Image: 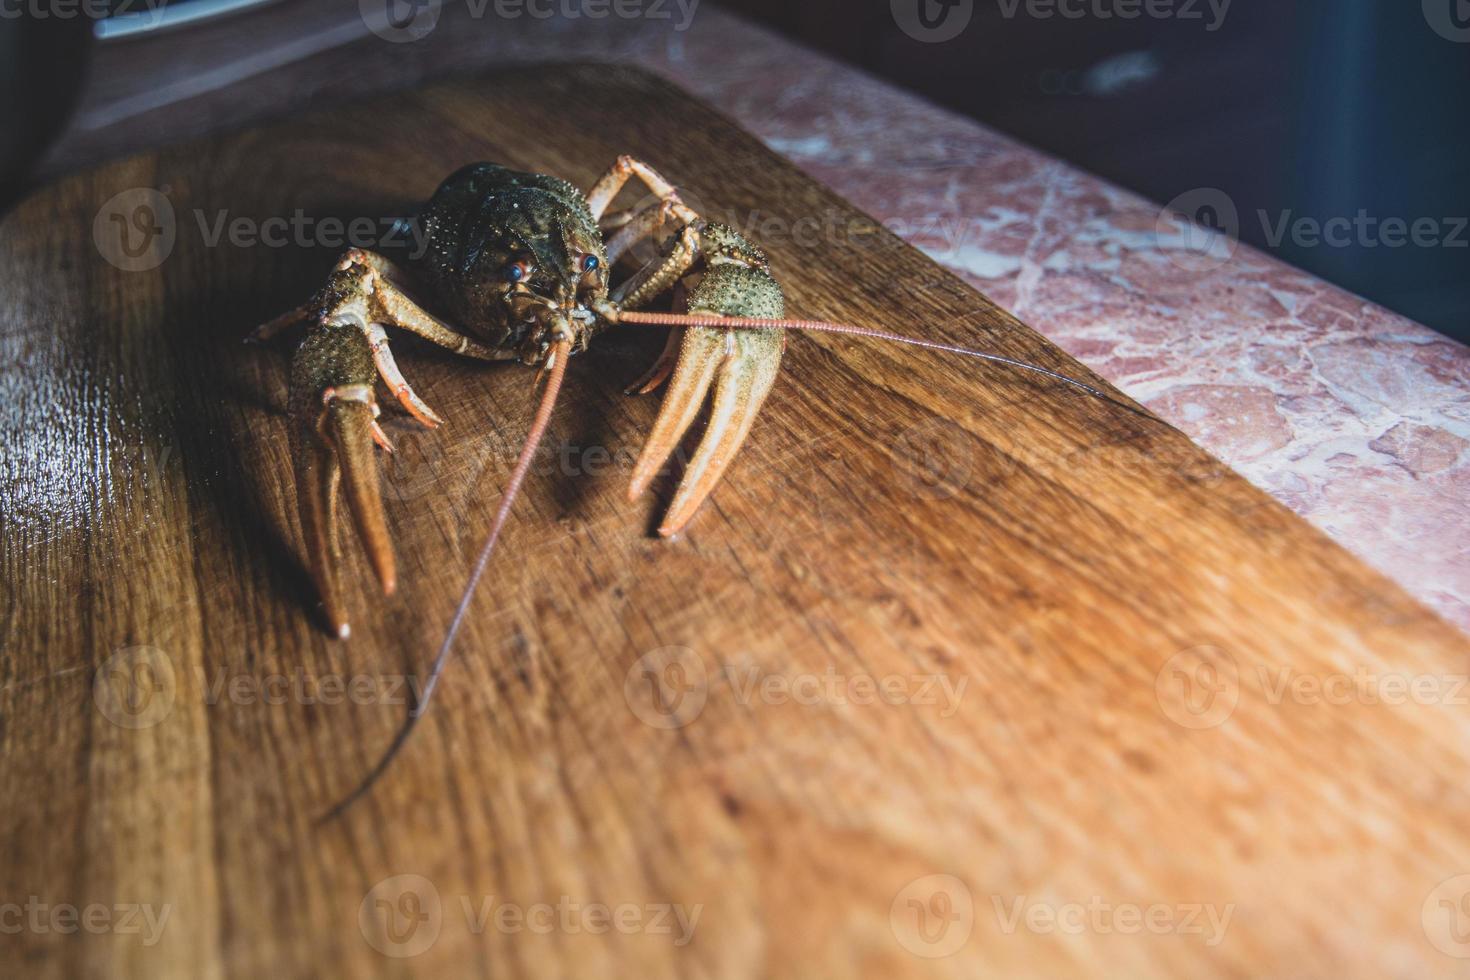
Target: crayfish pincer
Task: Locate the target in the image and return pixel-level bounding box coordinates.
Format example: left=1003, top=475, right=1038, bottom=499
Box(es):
left=252, top=157, right=1135, bottom=816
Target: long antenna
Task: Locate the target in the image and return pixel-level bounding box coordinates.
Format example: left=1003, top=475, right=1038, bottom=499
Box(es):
left=614, top=311, right=1150, bottom=418
left=317, top=339, right=573, bottom=824
left=318, top=307, right=1149, bottom=821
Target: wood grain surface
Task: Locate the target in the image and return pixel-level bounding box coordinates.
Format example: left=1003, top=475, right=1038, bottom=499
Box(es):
left=3, top=65, right=1469, bottom=979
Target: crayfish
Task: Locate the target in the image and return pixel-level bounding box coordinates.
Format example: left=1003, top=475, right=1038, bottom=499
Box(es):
left=252, top=157, right=1126, bottom=815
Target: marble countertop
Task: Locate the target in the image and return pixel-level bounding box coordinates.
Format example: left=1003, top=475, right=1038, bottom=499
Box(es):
left=635, top=9, right=1470, bottom=633
left=52, top=1, right=1469, bottom=631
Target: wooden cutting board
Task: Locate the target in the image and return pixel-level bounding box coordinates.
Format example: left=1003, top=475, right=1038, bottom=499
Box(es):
left=2, top=65, right=1468, bottom=979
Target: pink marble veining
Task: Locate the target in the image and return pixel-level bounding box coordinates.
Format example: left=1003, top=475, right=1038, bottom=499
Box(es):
left=537, top=7, right=1469, bottom=633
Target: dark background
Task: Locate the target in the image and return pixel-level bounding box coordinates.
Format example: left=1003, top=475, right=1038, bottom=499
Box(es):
left=724, top=0, right=1470, bottom=343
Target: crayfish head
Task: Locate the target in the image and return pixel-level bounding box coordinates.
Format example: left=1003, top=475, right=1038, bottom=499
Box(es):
left=514, top=300, right=601, bottom=366
left=494, top=229, right=611, bottom=365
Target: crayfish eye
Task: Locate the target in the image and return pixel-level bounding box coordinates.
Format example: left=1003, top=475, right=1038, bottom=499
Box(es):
left=581, top=254, right=600, bottom=274
left=503, top=259, right=533, bottom=284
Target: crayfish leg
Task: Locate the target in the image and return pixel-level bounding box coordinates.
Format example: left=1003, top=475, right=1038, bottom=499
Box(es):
left=261, top=248, right=521, bottom=636
left=585, top=155, right=698, bottom=226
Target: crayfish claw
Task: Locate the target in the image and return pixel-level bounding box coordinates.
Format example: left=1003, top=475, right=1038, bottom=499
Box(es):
left=628, top=265, right=786, bottom=536
left=289, top=322, right=397, bottom=636
left=627, top=327, right=725, bottom=503
left=249, top=302, right=314, bottom=344
left=662, top=327, right=784, bottom=536
left=624, top=325, right=684, bottom=396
